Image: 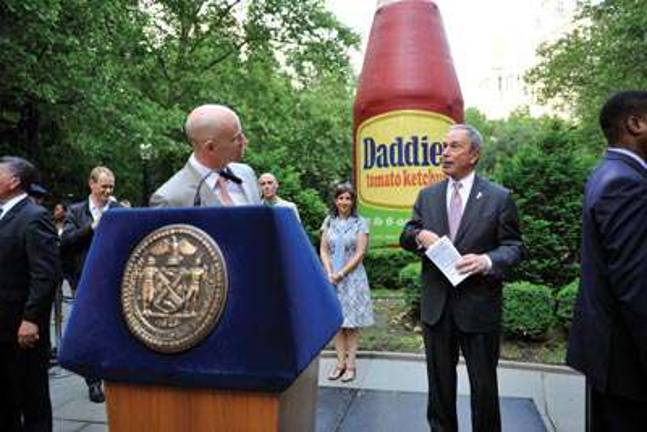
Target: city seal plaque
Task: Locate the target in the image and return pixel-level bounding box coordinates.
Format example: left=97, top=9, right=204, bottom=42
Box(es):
left=121, top=224, right=228, bottom=353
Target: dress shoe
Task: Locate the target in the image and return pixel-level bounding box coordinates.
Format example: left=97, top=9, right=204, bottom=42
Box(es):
left=88, top=383, right=105, bottom=403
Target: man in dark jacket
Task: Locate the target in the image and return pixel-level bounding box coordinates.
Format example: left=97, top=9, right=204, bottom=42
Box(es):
left=567, top=91, right=647, bottom=431
left=61, top=166, right=120, bottom=403
left=0, top=156, right=60, bottom=432
left=400, top=125, right=524, bottom=432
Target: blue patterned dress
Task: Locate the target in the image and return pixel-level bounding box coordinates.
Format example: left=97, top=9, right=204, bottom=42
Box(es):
left=321, top=215, right=374, bottom=328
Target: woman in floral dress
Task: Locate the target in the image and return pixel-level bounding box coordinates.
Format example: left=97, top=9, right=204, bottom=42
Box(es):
left=320, top=182, right=374, bottom=382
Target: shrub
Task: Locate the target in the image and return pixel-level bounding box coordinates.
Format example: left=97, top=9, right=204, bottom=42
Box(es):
left=398, top=262, right=422, bottom=314
left=556, top=278, right=579, bottom=330
left=364, top=248, right=415, bottom=290
left=503, top=281, right=555, bottom=340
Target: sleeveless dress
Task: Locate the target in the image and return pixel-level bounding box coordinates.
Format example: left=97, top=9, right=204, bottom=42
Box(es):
left=321, top=215, right=374, bottom=328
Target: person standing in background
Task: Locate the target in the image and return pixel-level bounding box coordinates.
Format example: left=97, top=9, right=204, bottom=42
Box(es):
left=320, top=182, right=374, bottom=383
left=61, top=166, right=121, bottom=403
left=259, top=172, right=300, bottom=221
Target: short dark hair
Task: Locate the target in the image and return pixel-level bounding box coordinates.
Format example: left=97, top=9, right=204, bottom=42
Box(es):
left=599, top=91, right=647, bottom=144
left=329, top=181, right=357, bottom=217
left=0, top=156, right=38, bottom=192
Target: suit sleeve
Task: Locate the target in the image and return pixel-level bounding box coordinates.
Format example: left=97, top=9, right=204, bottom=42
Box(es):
left=399, top=191, right=425, bottom=256
left=22, top=210, right=61, bottom=323
left=487, top=192, right=525, bottom=278
left=595, top=176, right=647, bottom=370
left=60, top=205, right=93, bottom=252
left=149, top=192, right=170, bottom=208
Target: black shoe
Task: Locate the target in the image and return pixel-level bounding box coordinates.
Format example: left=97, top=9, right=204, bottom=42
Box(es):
left=88, top=383, right=105, bottom=403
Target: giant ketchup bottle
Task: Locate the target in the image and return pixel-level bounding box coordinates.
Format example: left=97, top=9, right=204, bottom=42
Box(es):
left=353, top=0, right=463, bottom=247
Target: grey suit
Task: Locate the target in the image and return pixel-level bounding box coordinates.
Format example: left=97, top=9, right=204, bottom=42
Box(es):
left=400, top=175, right=524, bottom=432
left=149, top=160, right=261, bottom=208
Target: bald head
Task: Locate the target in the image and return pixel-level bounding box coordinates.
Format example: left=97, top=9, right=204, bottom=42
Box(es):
left=185, top=104, right=247, bottom=169
left=259, top=172, right=279, bottom=201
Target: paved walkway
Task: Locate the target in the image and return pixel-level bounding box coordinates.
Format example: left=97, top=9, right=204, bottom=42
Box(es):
left=49, top=352, right=584, bottom=432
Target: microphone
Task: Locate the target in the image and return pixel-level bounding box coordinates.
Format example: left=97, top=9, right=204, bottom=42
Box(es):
left=193, top=171, right=214, bottom=207
left=219, top=166, right=242, bottom=184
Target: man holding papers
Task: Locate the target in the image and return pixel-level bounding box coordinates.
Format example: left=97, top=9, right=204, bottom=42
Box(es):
left=400, top=124, right=524, bottom=432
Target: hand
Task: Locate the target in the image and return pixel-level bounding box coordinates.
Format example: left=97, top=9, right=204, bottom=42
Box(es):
left=455, top=254, right=489, bottom=275
left=330, top=272, right=344, bottom=285
left=416, top=230, right=439, bottom=249
left=17, top=320, right=39, bottom=349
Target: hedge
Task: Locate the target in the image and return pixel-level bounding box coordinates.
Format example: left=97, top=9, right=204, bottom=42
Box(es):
left=365, top=248, right=416, bottom=290
left=398, top=262, right=422, bottom=312
left=502, top=281, right=555, bottom=340
left=556, top=278, right=579, bottom=330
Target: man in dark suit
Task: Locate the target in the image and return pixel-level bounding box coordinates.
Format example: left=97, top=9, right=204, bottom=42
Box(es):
left=567, top=91, right=647, bottom=431
left=0, top=156, right=60, bottom=432
left=61, top=165, right=121, bottom=403
left=400, top=124, right=524, bottom=432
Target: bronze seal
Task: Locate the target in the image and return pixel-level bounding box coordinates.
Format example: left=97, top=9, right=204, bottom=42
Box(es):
left=121, top=224, right=228, bottom=353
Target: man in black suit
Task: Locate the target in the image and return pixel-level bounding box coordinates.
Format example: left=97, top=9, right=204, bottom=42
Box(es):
left=400, top=124, right=524, bottom=432
left=0, top=156, right=60, bottom=432
left=567, top=91, right=647, bottom=431
left=61, top=165, right=120, bottom=403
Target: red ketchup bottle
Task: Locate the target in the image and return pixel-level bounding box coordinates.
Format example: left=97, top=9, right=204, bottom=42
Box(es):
left=353, top=0, right=463, bottom=247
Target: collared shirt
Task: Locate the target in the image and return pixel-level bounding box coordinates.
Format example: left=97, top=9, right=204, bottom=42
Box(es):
left=444, top=170, right=492, bottom=271
left=189, top=154, right=248, bottom=206
left=88, top=196, right=110, bottom=222
left=446, top=170, right=475, bottom=216
left=0, top=193, right=28, bottom=220
left=608, top=148, right=647, bottom=171
left=262, top=196, right=301, bottom=221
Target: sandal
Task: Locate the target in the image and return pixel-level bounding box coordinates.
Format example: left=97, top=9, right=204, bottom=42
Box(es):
left=328, top=365, right=345, bottom=381
left=340, top=367, right=356, bottom=383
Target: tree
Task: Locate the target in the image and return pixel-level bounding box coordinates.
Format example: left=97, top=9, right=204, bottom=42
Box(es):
left=526, top=0, right=647, bottom=146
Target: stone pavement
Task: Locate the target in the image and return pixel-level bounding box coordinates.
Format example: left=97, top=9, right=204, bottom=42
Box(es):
left=49, top=352, right=584, bottom=432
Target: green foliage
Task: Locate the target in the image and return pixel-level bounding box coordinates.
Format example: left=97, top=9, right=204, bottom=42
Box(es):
left=364, top=248, right=416, bottom=291
left=556, top=278, right=580, bottom=330
left=0, top=0, right=358, bottom=206
left=526, top=0, right=647, bottom=143
left=503, top=281, right=555, bottom=340
left=398, top=262, right=422, bottom=314
left=492, top=117, right=594, bottom=288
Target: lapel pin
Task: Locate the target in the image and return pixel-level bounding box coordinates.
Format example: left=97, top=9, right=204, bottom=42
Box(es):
left=476, top=191, right=483, bottom=200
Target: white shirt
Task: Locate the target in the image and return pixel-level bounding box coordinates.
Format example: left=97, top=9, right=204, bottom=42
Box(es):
left=189, top=154, right=248, bottom=206
left=608, top=148, right=647, bottom=171
left=446, top=170, right=475, bottom=216
left=444, top=171, right=492, bottom=271
left=0, top=193, right=28, bottom=220
left=88, top=196, right=110, bottom=222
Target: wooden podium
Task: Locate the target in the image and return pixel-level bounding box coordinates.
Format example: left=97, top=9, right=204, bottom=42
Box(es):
left=105, top=359, right=319, bottom=432
left=58, top=207, right=342, bottom=432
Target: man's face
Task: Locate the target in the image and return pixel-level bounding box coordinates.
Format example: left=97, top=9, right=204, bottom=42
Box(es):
left=442, top=129, right=479, bottom=180
left=53, top=204, right=66, bottom=221
left=89, top=173, right=115, bottom=205
left=259, top=175, right=278, bottom=200
left=0, top=164, right=20, bottom=201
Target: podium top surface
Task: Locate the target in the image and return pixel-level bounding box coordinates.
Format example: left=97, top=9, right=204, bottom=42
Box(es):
left=59, top=207, right=342, bottom=392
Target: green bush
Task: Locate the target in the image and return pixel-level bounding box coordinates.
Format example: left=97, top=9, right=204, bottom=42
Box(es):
left=398, top=262, right=422, bottom=313
left=364, top=248, right=415, bottom=290
left=503, top=281, right=555, bottom=340
left=556, top=278, right=579, bottom=330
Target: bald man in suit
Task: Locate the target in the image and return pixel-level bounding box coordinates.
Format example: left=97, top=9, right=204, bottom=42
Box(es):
left=150, top=104, right=261, bottom=207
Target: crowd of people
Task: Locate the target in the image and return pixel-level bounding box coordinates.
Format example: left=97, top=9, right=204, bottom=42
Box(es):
left=1, top=92, right=645, bottom=432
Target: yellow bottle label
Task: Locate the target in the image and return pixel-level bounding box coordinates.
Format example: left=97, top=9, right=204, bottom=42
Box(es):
left=355, top=110, right=454, bottom=246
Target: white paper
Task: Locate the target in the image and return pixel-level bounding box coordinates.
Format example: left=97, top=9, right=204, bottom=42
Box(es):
left=425, top=236, right=469, bottom=287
